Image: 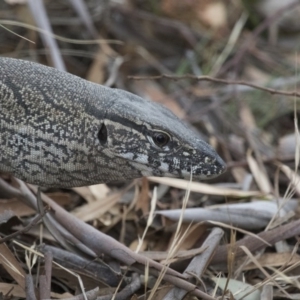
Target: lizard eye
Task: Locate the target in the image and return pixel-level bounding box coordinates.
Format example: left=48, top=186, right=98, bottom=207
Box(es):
left=152, top=131, right=170, bottom=148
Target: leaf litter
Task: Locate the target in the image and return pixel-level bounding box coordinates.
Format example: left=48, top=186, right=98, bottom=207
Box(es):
left=1, top=0, right=300, bottom=299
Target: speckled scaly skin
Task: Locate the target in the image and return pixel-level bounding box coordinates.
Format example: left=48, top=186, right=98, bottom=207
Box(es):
left=0, top=57, right=226, bottom=187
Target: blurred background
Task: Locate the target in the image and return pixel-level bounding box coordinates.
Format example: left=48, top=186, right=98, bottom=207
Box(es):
left=1, top=0, right=300, bottom=299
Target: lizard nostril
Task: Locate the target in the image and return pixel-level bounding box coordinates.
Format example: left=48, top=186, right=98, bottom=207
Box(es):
left=98, top=123, right=108, bottom=145
left=204, top=156, right=213, bottom=164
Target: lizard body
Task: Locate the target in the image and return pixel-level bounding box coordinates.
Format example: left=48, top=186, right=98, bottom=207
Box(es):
left=0, top=57, right=225, bottom=187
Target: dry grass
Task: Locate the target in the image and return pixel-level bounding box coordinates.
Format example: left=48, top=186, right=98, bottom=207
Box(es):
left=1, top=0, right=300, bottom=299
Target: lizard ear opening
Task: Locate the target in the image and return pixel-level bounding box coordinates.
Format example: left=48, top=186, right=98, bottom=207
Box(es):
left=98, top=123, right=107, bottom=145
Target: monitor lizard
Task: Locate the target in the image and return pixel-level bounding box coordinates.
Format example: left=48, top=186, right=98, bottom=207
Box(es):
left=0, top=57, right=226, bottom=188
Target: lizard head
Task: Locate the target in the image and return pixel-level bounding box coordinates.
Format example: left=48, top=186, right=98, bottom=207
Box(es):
left=100, top=89, right=226, bottom=181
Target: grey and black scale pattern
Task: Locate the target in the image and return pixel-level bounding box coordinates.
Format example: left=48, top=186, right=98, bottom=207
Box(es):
left=0, top=57, right=226, bottom=188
